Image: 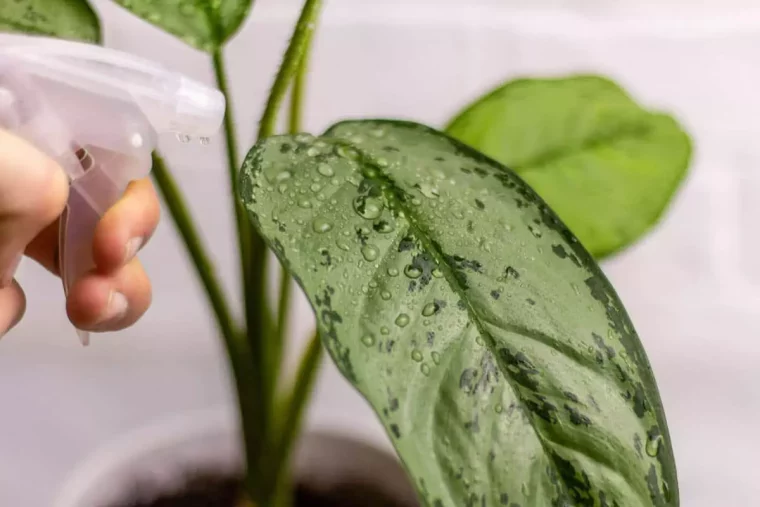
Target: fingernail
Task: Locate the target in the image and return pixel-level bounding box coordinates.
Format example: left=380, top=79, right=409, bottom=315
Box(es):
left=0, top=254, right=22, bottom=288
left=98, top=291, right=128, bottom=325
left=124, top=237, right=144, bottom=264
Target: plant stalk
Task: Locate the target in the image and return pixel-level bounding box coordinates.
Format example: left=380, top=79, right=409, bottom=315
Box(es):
left=212, top=50, right=271, bottom=499
left=271, top=35, right=313, bottom=390
left=150, top=155, right=264, bottom=496
left=257, top=0, right=322, bottom=140
left=267, top=332, right=323, bottom=505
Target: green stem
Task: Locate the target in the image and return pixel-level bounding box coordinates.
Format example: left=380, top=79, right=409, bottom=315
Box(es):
left=151, top=155, right=263, bottom=496
left=212, top=49, right=250, bottom=284
left=267, top=333, right=323, bottom=504
left=288, top=43, right=308, bottom=134
left=151, top=154, right=237, bottom=348
left=271, top=38, right=313, bottom=390
left=212, top=51, right=270, bottom=499
left=257, top=0, right=322, bottom=140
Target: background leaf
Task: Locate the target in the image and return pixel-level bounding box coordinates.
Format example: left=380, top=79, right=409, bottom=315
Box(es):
left=445, top=75, right=692, bottom=259
left=0, top=0, right=100, bottom=42
left=239, top=121, right=678, bottom=506
left=111, top=0, right=253, bottom=51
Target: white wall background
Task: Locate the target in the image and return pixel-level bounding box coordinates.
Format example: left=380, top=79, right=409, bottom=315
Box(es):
left=1, top=0, right=759, bottom=505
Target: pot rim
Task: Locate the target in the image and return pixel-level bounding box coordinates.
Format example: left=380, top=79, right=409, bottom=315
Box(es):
left=53, top=405, right=410, bottom=507
left=53, top=407, right=235, bottom=507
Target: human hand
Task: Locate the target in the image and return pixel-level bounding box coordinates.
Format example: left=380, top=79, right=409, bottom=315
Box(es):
left=0, top=129, right=159, bottom=337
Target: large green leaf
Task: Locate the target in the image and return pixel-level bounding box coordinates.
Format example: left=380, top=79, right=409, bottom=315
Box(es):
left=239, top=120, right=678, bottom=506
left=0, top=0, right=100, bottom=42
left=111, top=0, right=253, bottom=51
left=445, top=76, right=692, bottom=259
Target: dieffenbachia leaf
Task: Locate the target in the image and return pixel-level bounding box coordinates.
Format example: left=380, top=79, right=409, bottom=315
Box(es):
left=0, top=0, right=100, bottom=42
left=445, top=76, right=692, bottom=259
left=111, top=0, right=253, bottom=51
left=239, top=120, right=678, bottom=506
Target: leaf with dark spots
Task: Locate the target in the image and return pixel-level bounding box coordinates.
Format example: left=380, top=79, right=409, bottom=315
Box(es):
left=525, top=395, right=559, bottom=424
left=475, top=198, right=486, bottom=210
left=500, top=493, right=509, bottom=505
left=464, top=415, right=480, bottom=433
left=593, top=332, right=616, bottom=360
left=398, top=235, right=416, bottom=252
left=388, top=391, right=399, bottom=412
left=490, top=289, right=501, bottom=300
left=110, top=0, right=254, bottom=51
left=501, top=266, right=520, bottom=281
left=565, top=404, right=592, bottom=426
left=459, top=368, right=479, bottom=394
left=634, top=434, right=644, bottom=459
left=633, top=383, right=650, bottom=418
left=0, top=0, right=100, bottom=42
left=319, top=249, right=332, bottom=267
left=239, top=120, right=677, bottom=506
left=646, top=465, right=666, bottom=505
left=406, top=252, right=436, bottom=292
left=499, top=349, right=540, bottom=391
left=550, top=451, right=594, bottom=506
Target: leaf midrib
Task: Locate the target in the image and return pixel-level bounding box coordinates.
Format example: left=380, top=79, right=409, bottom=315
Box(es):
left=512, top=123, right=653, bottom=173
left=354, top=150, right=574, bottom=502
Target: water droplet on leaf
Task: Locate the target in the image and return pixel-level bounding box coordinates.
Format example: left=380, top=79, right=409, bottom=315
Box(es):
left=353, top=196, right=384, bottom=220
left=422, top=302, right=438, bottom=316
left=387, top=267, right=399, bottom=277
left=275, top=170, right=292, bottom=182
left=312, top=218, right=332, bottom=233
left=335, top=145, right=359, bottom=160
left=411, top=350, right=423, bottom=362
left=361, top=334, right=376, bottom=347
left=361, top=244, right=379, bottom=261
left=418, top=183, right=440, bottom=199
left=395, top=313, right=410, bottom=327
left=421, top=363, right=430, bottom=376
left=381, top=291, right=392, bottom=300
left=318, top=164, right=334, bottom=177
left=404, top=265, right=422, bottom=279
left=646, top=434, right=663, bottom=457
left=431, top=351, right=441, bottom=364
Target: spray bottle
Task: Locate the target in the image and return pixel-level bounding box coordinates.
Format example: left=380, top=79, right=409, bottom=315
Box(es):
left=0, top=36, right=226, bottom=345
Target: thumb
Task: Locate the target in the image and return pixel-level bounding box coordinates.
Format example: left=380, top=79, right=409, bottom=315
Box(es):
left=0, top=129, right=69, bottom=286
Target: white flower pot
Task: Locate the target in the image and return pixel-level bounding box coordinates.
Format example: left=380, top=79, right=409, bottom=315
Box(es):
left=53, top=407, right=418, bottom=507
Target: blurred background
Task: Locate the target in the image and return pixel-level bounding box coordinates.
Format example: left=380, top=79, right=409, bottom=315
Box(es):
left=2, top=0, right=760, bottom=505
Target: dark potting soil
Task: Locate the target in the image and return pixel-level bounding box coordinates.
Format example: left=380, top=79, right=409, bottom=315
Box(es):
left=109, top=472, right=410, bottom=507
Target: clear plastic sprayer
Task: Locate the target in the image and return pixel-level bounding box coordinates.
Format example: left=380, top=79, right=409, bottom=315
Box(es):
left=0, top=36, right=226, bottom=345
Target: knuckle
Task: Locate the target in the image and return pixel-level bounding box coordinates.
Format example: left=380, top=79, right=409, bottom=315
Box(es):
left=27, top=160, right=69, bottom=224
